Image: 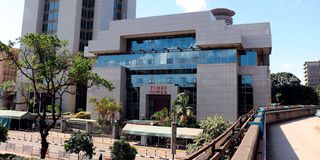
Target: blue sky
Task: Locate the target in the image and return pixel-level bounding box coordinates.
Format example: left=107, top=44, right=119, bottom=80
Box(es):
left=1, top=0, right=319, bottom=83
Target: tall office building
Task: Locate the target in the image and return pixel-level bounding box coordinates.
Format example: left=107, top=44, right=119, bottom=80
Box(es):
left=19, top=0, right=136, bottom=112
left=85, top=8, right=272, bottom=121
left=0, top=50, right=18, bottom=109
left=304, top=61, right=320, bottom=88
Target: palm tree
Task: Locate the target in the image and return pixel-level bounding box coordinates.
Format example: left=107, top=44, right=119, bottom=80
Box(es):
left=172, top=92, right=194, bottom=126
left=89, top=97, right=122, bottom=124
left=151, top=107, right=171, bottom=126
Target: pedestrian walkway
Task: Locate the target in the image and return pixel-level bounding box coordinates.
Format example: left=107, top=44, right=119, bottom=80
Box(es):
left=267, top=116, right=320, bottom=160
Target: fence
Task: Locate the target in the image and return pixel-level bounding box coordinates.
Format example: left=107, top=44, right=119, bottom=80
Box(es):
left=5, top=130, right=180, bottom=160
left=184, top=109, right=257, bottom=160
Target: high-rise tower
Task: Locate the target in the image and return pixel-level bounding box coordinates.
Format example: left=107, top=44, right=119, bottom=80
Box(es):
left=19, top=0, right=136, bottom=112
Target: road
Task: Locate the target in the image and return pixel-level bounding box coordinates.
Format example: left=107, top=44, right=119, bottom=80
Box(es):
left=267, top=116, right=320, bottom=160
left=1, top=130, right=186, bottom=160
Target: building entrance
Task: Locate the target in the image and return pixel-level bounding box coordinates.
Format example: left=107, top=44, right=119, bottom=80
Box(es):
left=147, top=95, right=171, bottom=119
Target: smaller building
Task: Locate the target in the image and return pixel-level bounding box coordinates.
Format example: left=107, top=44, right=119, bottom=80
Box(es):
left=0, top=50, right=18, bottom=109
left=304, top=61, right=320, bottom=88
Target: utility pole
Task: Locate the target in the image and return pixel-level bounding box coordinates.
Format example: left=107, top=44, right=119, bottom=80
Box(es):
left=171, top=120, right=177, bottom=160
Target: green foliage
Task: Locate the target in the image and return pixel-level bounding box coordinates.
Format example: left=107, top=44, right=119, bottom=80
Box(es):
left=110, top=139, right=137, bottom=160
left=316, top=85, right=320, bottom=101
left=89, top=97, right=122, bottom=123
left=187, top=116, right=230, bottom=154
left=75, top=111, right=91, bottom=119
left=271, top=72, right=301, bottom=88
left=1, top=33, right=114, bottom=159
left=97, top=118, right=111, bottom=126
left=0, top=125, right=8, bottom=143
left=151, top=108, right=171, bottom=126
left=172, top=92, right=194, bottom=126
left=271, top=72, right=319, bottom=105
left=46, top=105, right=60, bottom=113
left=63, top=112, right=72, bottom=115
left=64, top=131, right=95, bottom=159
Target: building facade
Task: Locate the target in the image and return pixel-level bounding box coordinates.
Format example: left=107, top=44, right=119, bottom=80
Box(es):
left=19, top=0, right=136, bottom=112
left=85, top=8, right=272, bottom=121
left=304, top=61, right=320, bottom=88
left=0, top=51, right=18, bottom=109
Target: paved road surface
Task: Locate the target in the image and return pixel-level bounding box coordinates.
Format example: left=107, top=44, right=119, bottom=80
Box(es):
left=267, top=116, right=320, bottom=160
left=2, top=130, right=186, bottom=159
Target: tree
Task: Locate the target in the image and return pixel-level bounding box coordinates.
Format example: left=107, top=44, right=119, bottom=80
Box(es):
left=151, top=107, right=171, bottom=126
left=187, top=116, right=230, bottom=154
left=64, top=131, right=95, bottom=160
left=0, top=33, right=113, bottom=158
left=271, top=72, right=319, bottom=105
left=172, top=92, right=194, bottom=126
left=271, top=72, right=301, bottom=88
left=89, top=97, right=122, bottom=124
left=316, top=85, right=320, bottom=101
left=0, top=125, right=8, bottom=143
left=110, top=139, right=137, bottom=160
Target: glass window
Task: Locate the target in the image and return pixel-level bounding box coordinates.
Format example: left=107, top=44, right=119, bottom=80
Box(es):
left=126, top=34, right=196, bottom=53
left=126, top=60, right=132, bottom=65
left=167, top=77, right=174, bottom=84
left=138, top=78, right=143, bottom=84
left=136, top=59, right=143, bottom=65
left=180, top=77, right=187, bottom=84
left=214, top=51, right=220, bottom=63
left=240, top=51, right=257, bottom=66
left=149, top=78, right=155, bottom=84
left=167, top=58, right=173, bottom=64
left=221, top=50, right=229, bottom=63
left=179, top=58, right=187, bottom=64
left=192, top=57, right=199, bottom=63
left=147, top=59, right=154, bottom=65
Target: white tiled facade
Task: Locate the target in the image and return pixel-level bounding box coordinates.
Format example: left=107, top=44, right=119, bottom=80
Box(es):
left=86, top=9, right=272, bottom=121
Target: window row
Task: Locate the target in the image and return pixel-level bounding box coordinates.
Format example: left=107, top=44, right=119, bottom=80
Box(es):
left=80, top=31, right=93, bottom=41
left=43, top=12, right=59, bottom=21
left=44, top=1, right=59, bottom=11
left=81, top=21, right=93, bottom=30
left=42, top=22, right=58, bottom=32
left=83, top=0, right=95, bottom=8
left=99, top=49, right=237, bottom=68
left=127, top=34, right=196, bottom=54
left=81, top=9, right=94, bottom=19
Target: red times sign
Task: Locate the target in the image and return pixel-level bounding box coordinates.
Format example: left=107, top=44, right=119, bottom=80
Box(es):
left=149, top=86, right=168, bottom=95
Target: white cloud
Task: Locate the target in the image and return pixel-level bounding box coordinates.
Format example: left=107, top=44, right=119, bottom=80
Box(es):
left=175, top=0, right=208, bottom=12
left=280, top=63, right=295, bottom=71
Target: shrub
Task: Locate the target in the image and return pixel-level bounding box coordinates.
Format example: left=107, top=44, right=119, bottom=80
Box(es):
left=76, top=111, right=91, bottom=119
left=64, top=131, right=95, bottom=159
left=0, top=125, right=8, bottom=143
left=110, top=139, right=137, bottom=160
left=187, top=116, right=230, bottom=154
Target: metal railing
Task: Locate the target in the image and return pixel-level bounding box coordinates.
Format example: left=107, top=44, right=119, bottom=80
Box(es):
left=184, top=109, right=257, bottom=160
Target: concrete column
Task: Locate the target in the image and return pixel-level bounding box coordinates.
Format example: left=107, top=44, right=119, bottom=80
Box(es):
left=86, top=122, right=92, bottom=133
left=141, top=136, right=147, bottom=146
left=60, top=119, right=66, bottom=133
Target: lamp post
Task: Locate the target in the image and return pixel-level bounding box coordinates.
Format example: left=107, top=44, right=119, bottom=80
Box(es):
left=171, top=120, right=177, bottom=160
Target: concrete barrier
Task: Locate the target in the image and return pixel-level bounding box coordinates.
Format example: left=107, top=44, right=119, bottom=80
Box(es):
left=266, top=107, right=317, bottom=124
left=231, top=106, right=318, bottom=160
left=231, top=113, right=263, bottom=160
